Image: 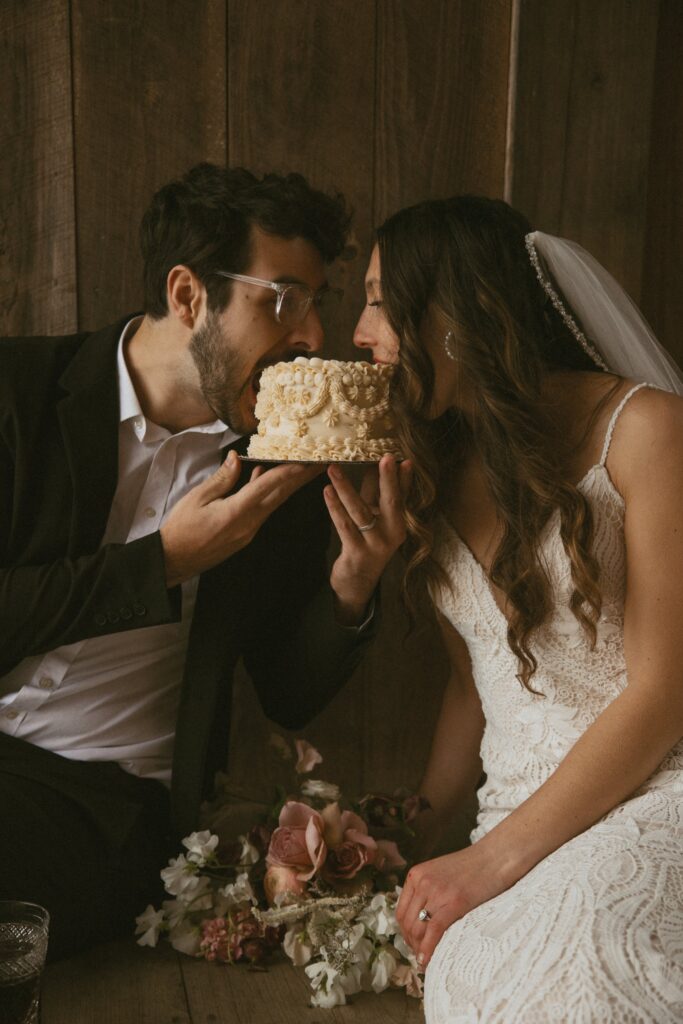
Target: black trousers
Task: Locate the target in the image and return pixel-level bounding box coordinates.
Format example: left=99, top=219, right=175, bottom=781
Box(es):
left=0, top=733, right=175, bottom=962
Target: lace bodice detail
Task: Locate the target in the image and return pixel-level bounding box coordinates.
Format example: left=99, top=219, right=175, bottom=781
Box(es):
left=434, top=444, right=683, bottom=840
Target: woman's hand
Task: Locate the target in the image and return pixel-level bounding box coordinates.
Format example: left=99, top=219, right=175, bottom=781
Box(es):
left=323, top=454, right=412, bottom=624
left=396, top=841, right=511, bottom=970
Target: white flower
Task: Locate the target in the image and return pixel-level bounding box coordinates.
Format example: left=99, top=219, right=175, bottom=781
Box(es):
left=345, top=922, right=370, bottom=955
left=339, top=961, right=364, bottom=997
left=181, top=874, right=214, bottom=911
left=391, top=962, right=424, bottom=998
left=300, top=779, right=341, bottom=801
left=369, top=945, right=400, bottom=993
left=134, top=904, right=165, bottom=947
left=350, top=936, right=375, bottom=990
left=306, top=961, right=347, bottom=1008
left=162, top=898, right=188, bottom=929
left=168, top=918, right=202, bottom=957
left=283, top=923, right=314, bottom=966
left=238, top=834, right=260, bottom=865
left=160, top=854, right=198, bottom=897
left=219, top=871, right=255, bottom=907
left=182, top=830, right=219, bottom=866
left=392, top=930, right=419, bottom=967
left=358, top=891, right=398, bottom=939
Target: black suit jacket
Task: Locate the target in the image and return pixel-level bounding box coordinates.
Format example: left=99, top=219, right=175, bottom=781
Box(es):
left=0, top=318, right=375, bottom=836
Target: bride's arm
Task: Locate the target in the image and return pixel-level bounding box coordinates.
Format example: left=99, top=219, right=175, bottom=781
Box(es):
left=398, top=389, right=683, bottom=967
left=412, top=615, right=485, bottom=858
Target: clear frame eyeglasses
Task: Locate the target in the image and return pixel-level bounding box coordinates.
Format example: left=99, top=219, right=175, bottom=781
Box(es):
left=215, top=271, right=343, bottom=327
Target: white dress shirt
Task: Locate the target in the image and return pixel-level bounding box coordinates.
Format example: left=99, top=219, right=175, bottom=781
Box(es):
left=0, top=318, right=238, bottom=785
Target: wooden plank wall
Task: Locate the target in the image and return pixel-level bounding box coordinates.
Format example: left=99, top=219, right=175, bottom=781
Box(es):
left=0, top=1, right=77, bottom=335
left=642, top=0, right=683, bottom=368
left=1, top=0, right=680, bottom=848
left=509, top=0, right=659, bottom=306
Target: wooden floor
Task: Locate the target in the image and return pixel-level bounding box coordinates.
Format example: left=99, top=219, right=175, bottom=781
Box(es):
left=42, top=937, right=426, bottom=1024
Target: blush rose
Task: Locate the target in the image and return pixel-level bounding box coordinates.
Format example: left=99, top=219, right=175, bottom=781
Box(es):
left=266, top=802, right=327, bottom=881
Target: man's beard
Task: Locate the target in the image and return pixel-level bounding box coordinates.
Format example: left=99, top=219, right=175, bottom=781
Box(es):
left=188, top=313, right=251, bottom=433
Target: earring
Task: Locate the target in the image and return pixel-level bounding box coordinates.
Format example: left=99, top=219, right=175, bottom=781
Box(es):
left=444, top=330, right=458, bottom=361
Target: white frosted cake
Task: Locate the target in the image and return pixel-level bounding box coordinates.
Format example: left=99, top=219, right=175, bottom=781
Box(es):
left=247, top=356, right=402, bottom=462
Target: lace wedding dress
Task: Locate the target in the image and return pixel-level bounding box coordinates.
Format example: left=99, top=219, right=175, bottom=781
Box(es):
left=425, top=385, right=683, bottom=1023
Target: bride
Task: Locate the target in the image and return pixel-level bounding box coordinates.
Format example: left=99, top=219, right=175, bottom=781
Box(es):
left=341, top=196, right=683, bottom=1022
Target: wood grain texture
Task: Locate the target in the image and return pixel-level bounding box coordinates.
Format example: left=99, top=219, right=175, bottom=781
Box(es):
left=510, top=0, right=659, bottom=301
left=71, top=0, right=227, bottom=330
left=374, top=0, right=512, bottom=223
left=42, top=937, right=424, bottom=1024
left=641, top=0, right=683, bottom=365
left=227, top=0, right=376, bottom=358
left=0, top=0, right=77, bottom=336
left=42, top=938, right=190, bottom=1024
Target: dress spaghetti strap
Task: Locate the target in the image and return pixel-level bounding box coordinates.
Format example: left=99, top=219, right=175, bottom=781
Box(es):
left=598, top=382, right=653, bottom=467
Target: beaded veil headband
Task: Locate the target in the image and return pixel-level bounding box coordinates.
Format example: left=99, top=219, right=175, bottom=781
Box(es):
left=525, top=233, right=609, bottom=371
left=524, top=230, right=683, bottom=395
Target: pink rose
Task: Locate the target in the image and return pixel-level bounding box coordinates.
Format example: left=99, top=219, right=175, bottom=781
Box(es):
left=266, top=801, right=327, bottom=881
left=294, top=739, right=323, bottom=774
left=323, top=839, right=372, bottom=881
left=319, top=803, right=379, bottom=882
left=373, top=839, right=407, bottom=872
left=263, top=865, right=306, bottom=905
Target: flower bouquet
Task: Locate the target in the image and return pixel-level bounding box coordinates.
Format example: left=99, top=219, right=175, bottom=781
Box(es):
left=135, top=736, right=426, bottom=1008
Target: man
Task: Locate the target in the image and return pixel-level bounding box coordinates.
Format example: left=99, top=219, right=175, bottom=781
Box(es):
left=0, top=164, right=410, bottom=959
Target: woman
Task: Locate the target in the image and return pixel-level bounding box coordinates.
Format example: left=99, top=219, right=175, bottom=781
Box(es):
left=346, top=197, right=683, bottom=1022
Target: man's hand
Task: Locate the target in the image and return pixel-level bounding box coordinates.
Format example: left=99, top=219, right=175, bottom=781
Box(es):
left=160, top=450, right=321, bottom=587
left=324, top=454, right=413, bottom=624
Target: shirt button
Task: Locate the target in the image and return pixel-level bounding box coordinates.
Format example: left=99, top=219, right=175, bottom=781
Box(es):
left=144, top=507, right=156, bottom=518
left=133, top=602, right=147, bottom=616
left=107, top=610, right=120, bottom=623
left=94, top=613, right=107, bottom=627
left=4, top=709, right=18, bottom=720
left=120, top=606, right=133, bottom=620
left=39, top=677, right=54, bottom=690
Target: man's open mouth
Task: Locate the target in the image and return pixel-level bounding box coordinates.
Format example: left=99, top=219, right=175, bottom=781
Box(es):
left=248, top=354, right=300, bottom=399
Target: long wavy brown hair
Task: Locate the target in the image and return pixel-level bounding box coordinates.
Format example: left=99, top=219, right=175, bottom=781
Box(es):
left=377, top=196, right=620, bottom=689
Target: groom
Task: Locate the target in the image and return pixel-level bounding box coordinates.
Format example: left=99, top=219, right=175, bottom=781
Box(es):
left=0, top=163, right=407, bottom=960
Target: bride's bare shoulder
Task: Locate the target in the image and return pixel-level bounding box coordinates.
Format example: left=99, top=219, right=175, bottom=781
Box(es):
left=602, top=382, right=683, bottom=497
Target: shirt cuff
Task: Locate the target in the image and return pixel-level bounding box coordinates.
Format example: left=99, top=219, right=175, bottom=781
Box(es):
left=338, top=594, right=376, bottom=632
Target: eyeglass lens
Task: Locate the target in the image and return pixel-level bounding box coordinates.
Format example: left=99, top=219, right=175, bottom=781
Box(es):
left=278, top=285, right=341, bottom=325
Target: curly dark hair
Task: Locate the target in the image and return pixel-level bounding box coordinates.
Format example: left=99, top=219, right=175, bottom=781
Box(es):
left=377, top=196, right=620, bottom=690
left=139, top=163, right=351, bottom=319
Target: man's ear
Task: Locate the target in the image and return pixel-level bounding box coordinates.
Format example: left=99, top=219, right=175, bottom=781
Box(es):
left=166, top=265, right=205, bottom=329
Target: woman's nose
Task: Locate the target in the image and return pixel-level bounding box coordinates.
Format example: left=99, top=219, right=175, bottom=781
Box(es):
left=353, top=309, right=374, bottom=351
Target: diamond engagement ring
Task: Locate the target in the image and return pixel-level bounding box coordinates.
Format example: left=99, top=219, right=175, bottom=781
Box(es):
left=357, top=515, right=377, bottom=533
left=418, top=908, right=432, bottom=922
